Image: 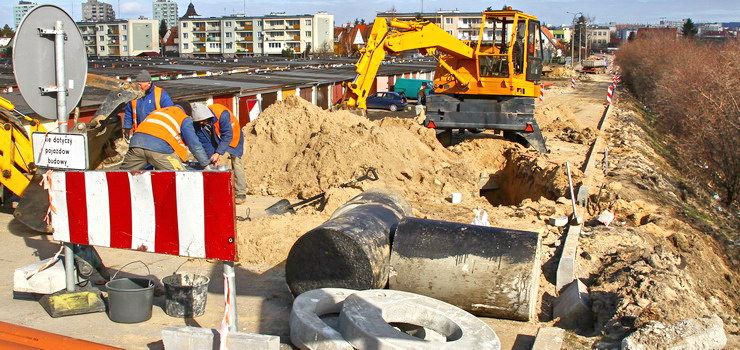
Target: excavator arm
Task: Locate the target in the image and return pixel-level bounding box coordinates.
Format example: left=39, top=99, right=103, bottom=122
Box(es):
left=344, top=18, right=476, bottom=109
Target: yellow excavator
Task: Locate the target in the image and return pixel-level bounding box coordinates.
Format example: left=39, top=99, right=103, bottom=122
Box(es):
left=0, top=74, right=143, bottom=232
left=344, top=8, right=548, bottom=152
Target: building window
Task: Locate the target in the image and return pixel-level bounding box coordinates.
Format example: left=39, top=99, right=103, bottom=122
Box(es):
left=122, top=25, right=127, bottom=30
left=99, top=35, right=104, bottom=41
left=225, top=21, right=232, bottom=27
left=257, top=20, right=262, bottom=26
left=226, top=43, right=232, bottom=49
left=446, top=30, right=453, bottom=35
left=97, top=25, right=103, bottom=31
left=305, top=31, right=311, bottom=37
left=225, top=32, right=232, bottom=38
left=258, top=43, right=263, bottom=48
left=122, top=35, right=127, bottom=41
left=184, top=43, right=189, bottom=49
left=445, top=18, right=452, bottom=24
left=183, top=33, right=188, bottom=39
left=123, top=46, right=128, bottom=51
left=209, top=43, right=221, bottom=49
left=99, top=46, right=104, bottom=51
left=268, top=42, right=281, bottom=48
left=183, top=22, right=188, bottom=28
left=305, top=20, right=311, bottom=26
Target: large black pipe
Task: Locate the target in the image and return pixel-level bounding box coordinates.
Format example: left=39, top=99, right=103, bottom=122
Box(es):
left=286, top=188, right=412, bottom=296
left=389, top=217, right=541, bottom=321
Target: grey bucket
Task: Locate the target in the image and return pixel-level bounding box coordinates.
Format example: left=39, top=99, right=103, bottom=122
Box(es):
left=105, top=261, right=155, bottom=323
left=162, top=273, right=210, bottom=318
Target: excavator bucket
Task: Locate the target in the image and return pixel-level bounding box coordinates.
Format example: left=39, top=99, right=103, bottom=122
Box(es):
left=14, top=174, right=52, bottom=233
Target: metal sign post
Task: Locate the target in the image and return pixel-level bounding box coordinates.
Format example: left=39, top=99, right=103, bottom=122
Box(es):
left=39, top=19, right=75, bottom=293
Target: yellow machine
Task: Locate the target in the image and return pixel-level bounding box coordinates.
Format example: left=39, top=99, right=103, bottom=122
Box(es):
left=344, top=9, right=548, bottom=152
left=0, top=74, right=143, bottom=232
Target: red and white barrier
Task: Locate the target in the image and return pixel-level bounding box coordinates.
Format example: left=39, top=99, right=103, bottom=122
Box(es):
left=539, top=84, right=544, bottom=102
left=571, top=78, right=577, bottom=89
left=49, top=171, right=237, bottom=261
left=606, top=85, right=614, bottom=104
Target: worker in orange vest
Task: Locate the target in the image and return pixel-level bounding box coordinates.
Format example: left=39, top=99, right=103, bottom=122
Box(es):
left=120, top=101, right=211, bottom=170
left=123, top=70, right=174, bottom=140
left=191, top=103, right=247, bottom=204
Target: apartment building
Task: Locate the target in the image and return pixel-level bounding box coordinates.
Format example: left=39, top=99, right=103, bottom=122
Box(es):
left=82, top=0, right=116, bottom=22
left=153, top=0, right=178, bottom=28
left=377, top=10, right=493, bottom=42
left=178, top=12, right=334, bottom=57
left=13, top=1, right=36, bottom=28
left=587, top=26, right=611, bottom=47
left=78, top=19, right=160, bottom=57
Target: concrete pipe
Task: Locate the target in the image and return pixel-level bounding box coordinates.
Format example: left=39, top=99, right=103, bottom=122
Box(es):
left=330, top=188, right=413, bottom=219
left=289, top=288, right=356, bottom=350
left=286, top=189, right=412, bottom=296
left=339, top=289, right=500, bottom=350
left=389, top=217, right=541, bottom=321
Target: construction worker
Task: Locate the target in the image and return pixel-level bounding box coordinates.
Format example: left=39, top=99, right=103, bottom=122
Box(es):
left=123, top=70, right=173, bottom=140
left=191, top=103, right=247, bottom=204
left=120, top=101, right=211, bottom=171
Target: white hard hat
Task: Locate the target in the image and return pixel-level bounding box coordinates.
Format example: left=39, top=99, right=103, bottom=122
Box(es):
left=191, top=103, right=213, bottom=122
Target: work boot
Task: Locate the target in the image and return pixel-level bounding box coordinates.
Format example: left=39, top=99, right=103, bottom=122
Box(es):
left=235, top=195, right=246, bottom=205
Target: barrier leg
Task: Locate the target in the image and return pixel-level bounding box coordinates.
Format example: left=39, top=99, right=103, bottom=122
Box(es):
left=224, top=261, right=238, bottom=331
left=64, top=244, right=75, bottom=292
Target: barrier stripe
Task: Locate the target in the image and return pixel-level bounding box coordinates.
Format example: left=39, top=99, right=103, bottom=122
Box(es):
left=66, top=172, right=89, bottom=245
left=130, top=172, right=156, bottom=252
left=50, top=173, right=70, bottom=242
left=176, top=172, right=206, bottom=258
left=106, top=172, right=133, bottom=249
left=50, top=171, right=237, bottom=261
left=85, top=172, right=110, bottom=247
left=203, top=172, right=236, bottom=261
left=152, top=172, right=180, bottom=256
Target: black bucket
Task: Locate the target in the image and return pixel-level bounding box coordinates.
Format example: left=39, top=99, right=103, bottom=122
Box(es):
left=105, top=261, right=155, bottom=323
left=162, top=273, right=210, bottom=318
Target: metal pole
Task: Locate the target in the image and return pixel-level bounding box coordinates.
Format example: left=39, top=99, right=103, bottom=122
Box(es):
left=53, top=20, right=75, bottom=292
left=224, top=261, right=238, bottom=331
left=566, top=162, right=579, bottom=224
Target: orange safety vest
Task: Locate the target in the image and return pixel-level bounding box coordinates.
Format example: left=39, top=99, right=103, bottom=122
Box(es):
left=208, top=104, right=241, bottom=148
left=131, top=86, right=164, bottom=129
left=135, top=106, right=189, bottom=161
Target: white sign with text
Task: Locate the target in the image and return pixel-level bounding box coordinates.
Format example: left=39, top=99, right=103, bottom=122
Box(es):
left=32, top=132, right=89, bottom=170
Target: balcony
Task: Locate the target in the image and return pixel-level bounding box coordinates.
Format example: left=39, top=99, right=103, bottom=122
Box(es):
left=265, top=25, right=285, bottom=30
left=198, top=47, right=206, bottom=52
left=107, top=29, right=119, bottom=35
left=206, top=37, right=220, bottom=42
left=195, top=26, right=206, bottom=32
left=243, top=25, right=253, bottom=30
left=107, top=40, right=120, bottom=45
left=207, top=26, right=221, bottom=32
left=293, top=35, right=300, bottom=41
left=291, top=24, right=300, bottom=29
left=197, top=37, right=206, bottom=42
left=293, top=47, right=300, bottom=52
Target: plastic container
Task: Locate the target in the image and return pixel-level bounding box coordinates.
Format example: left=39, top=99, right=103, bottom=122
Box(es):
left=162, top=273, right=210, bottom=318
left=105, top=261, right=155, bottom=323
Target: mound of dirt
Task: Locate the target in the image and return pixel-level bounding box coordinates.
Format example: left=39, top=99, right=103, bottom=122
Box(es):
left=244, top=96, right=482, bottom=203
left=545, top=66, right=579, bottom=78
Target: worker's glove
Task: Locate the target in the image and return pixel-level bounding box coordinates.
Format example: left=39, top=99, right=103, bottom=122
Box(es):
left=123, top=128, right=131, bottom=141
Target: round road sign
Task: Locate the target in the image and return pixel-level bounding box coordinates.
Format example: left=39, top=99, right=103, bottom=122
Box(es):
left=13, top=4, right=87, bottom=120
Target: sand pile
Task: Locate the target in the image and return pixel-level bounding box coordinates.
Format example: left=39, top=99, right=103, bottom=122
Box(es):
left=243, top=96, right=483, bottom=202
left=545, top=66, right=578, bottom=78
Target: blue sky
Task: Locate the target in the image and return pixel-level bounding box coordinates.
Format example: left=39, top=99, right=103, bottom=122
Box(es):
left=3, top=0, right=739, bottom=28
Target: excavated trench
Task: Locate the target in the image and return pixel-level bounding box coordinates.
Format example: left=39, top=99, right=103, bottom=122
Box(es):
left=479, top=150, right=568, bottom=207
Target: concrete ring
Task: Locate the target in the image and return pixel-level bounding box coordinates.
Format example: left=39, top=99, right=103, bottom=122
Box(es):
left=339, top=289, right=500, bottom=350
left=289, top=288, right=357, bottom=350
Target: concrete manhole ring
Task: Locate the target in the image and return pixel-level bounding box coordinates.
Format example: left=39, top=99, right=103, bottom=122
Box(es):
left=290, top=288, right=357, bottom=350
left=339, top=289, right=501, bottom=349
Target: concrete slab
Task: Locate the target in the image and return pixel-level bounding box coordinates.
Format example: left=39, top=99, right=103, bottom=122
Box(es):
left=14, top=257, right=67, bottom=295
left=554, top=280, right=592, bottom=331
left=532, top=327, right=565, bottom=350
left=161, top=326, right=279, bottom=350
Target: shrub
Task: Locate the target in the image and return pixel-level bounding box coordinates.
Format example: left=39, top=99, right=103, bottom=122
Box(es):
left=616, top=36, right=739, bottom=205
